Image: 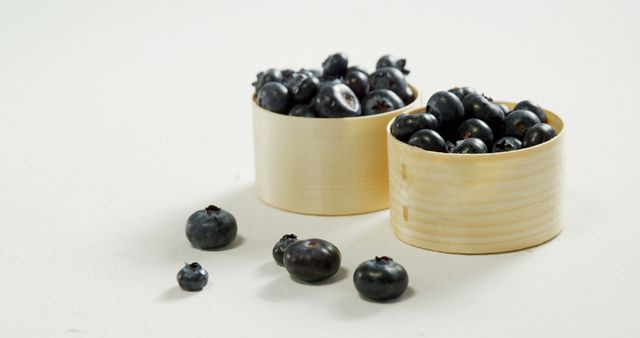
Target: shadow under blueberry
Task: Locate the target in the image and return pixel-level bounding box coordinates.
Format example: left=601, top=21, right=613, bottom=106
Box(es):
left=254, top=260, right=284, bottom=278
left=257, top=267, right=349, bottom=302
left=158, top=286, right=200, bottom=302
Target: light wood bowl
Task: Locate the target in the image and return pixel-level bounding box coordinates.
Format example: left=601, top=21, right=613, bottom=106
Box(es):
left=387, top=103, right=565, bottom=254
left=252, top=85, right=422, bottom=215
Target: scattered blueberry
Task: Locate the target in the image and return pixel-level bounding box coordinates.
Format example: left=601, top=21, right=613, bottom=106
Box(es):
left=177, top=262, right=208, bottom=292
left=452, top=138, right=488, bottom=154
left=514, top=100, right=547, bottom=123
left=522, top=123, right=556, bottom=148
left=186, top=205, right=238, bottom=250
left=353, top=256, right=409, bottom=301
left=252, top=68, right=282, bottom=94
left=344, top=69, right=369, bottom=100
left=289, top=104, right=316, bottom=117
left=492, top=136, right=522, bottom=152
left=407, top=129, right=447, bottom=152
left=426, top=91, right=465, bottom=129
left=362, top=89, right=404, bottom=116
left=503, top=109, right=541, bottom=139
left=457, top=118, right=493, bottom=147
left=272, top=234, right=298, bottom=266
left=257, top=82, right=291, bottom=114
left=322, top=53, right=349, bottom=78
left=283, top=238, right=341, bottom=283
left=376, top=55, right=410, bottom=75
left=369, top=67, right=411, bottom=102
left=313, top=83, right=361, bottom=118
left=391, top=113, right=439, bottom=142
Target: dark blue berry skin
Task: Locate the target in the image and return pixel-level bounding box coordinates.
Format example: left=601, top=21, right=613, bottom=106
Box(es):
left=313, top=83, right=361, bottom=118
left=522, top=123, right=556, bottom=148
left=177, top=262, right=208, bottom=291
left=503, top=109, right=541, bottom=139
left=446, top=140, right=456, bottom=153
left=426, top=91, right=465, bottom=130
left=457, top=118, right=493, bottom=148
left=252, top=68, right=282, bottom=94
left=354, top=256, right=408, bottom=301
left=407, top=129, right=447, bottom=152
left=376, top=55, right=410, bottom=75
left=461, top=94, right=505, bottom=133
left=285, top=72, right=319, bottom=104
left=492, top=136, right=522, bottom=152
left=362, top=89, right=404, bottom=116
left=514, top=100, right=547, bottom=123
left=452, top=138, right=488, bottom=154
left=257, top=82, right=291, bottom=114
left=497, top=103, right=510, bottom=115
left=272, top=234, right=298, bottom=266
left=347, top=65, right=368, bottom=75
left=401, top=85, right=416, bottom=104
left=283, top=238, right=341, bottom=283
left=448, top=86, right=477, bottom=100
left=289, top=104, right=316, bottom=117
left=391, top=113, right=439, bottom=142
left=281, top=69, right=295, bottom=81
left=369, top=67, right=411, bottom=102
left=186, top=205, right=238, bottom=250
left=344, top=70, right=369, bottom=100
left=322, top=53, right=349, bottom=78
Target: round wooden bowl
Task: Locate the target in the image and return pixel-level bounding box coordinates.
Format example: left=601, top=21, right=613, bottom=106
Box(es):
left=252, top=85, right=422, bottom=215
left=387, top=103, right=565, bottom=254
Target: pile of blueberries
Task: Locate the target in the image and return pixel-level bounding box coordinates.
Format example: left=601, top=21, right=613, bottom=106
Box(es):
left=177, top=205, right=409, bottom=302
left=391, top=87, right=557, bottom=153
left=253, top=53, right=415, bottom=117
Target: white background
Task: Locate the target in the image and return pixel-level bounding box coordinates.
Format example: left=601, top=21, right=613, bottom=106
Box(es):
left=1, top=0, right=639, bottom=337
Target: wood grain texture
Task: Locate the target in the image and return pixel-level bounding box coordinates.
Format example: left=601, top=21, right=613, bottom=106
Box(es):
left=253, top=85, right=422, bottom=215
left=387, top=103, right=565, bottom=254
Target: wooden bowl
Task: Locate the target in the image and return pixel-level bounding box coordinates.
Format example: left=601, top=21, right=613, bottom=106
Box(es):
left=252, top=85, right=422, bottom=215
left=387, top=103, right=565, bottom=254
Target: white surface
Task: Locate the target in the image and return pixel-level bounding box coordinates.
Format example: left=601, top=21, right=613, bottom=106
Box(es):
left=1, top=1, right=639, bottom=337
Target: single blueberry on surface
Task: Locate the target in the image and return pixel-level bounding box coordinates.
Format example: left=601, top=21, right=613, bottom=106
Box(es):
left=283, top=238, right=341, bottom=283
left=272, top=234, right=298, bottom=266
left=369, top=67, right=410, bottom=102
left=289, top=104, right=316, bottom=117
left=344, top=69, right=369, bottom=100
left=503, top=109, right=541, bottom=139
left=514, top=100, right=547, bottom=123
left=177, top=262, right=208, bottom=292
left=407, top=129, right=447, bottom=152
left=376, top=55, right=410, bottom=75
left=252, top=68, right=282, bottom=94
left=313, top=83, right=361, bottom=118
left=257, top=82, right=291, bottom=114
left=522, top=123, right=556, bottom=148
left=452, top=138, right=488, bottom=154
left=492, top=136, right=522, bottom=152
left=391, top=113, right=439, bottom=142
left=457, top=118, right=493, bottom=147
left=186, top=205, right=238, bottom=250
left=426, top=91, right=465, bottom=129
left=448, top=86, right=477, bottom=100
left=362, top=89, right=404, bottom=116
left=322, top=52, right=349, bottom=78
left=353, top=256, right=408, bottom=301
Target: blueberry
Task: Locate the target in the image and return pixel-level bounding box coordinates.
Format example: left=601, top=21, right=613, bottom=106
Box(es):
left=284, top=72, right=319, bottom=104
left=299, top=68, right=321, bottom=78
left=448, top=86, right=477, bottom=100
left=522, top=123, right=556, bottom=148
left=446, top=140, right=456, bottom=153
left=514, top=100, right=547, bottom=123
left=461, top=93, right=505, bottom=132
left=503, top=109, right=541, bottom=139
left=362, top=89, right=404, bottom=116
left=407, top=129, right=447, bottom=152
left=177, top=262, right=208, bottom=292
left=289, top=104, right=316, bottom=117
left=313, top=82, right=361, bottom=118
left=347, top=65, right=368, bottom=75
left=497, top=103, right=510, bottom=115
left=369, top=67, right=411, bottom=102
left=257, top=82, right=291, bottom=114
left=353, top=256, right=408, bottom=301
left=401, top=85, right=416, bottom=104
left=452, top=138, right=488, bottom=154
left=283, top=238, right=341, bottom=283
left=252, top=68, right=282, bottom=94
left=344, top=69, right=369, bottom=100
left=272, top=234, right=298, bottom=266
left=492, top=136, right=522, bottom=152
left=391, top=113, right=439, bottom=142
left=322, top=52, right=349, bottom=78
left=186, top=205, right=238, bottom=250
left=426, top=91, right=465, bottom=129
left=376, top=55, right=410, bottom=75
left=457, top=118, right=493, bottom=147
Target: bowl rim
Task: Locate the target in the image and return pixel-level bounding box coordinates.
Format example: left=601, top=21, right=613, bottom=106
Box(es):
left=386, top=102, right=565, bottom=160
left=251, top=83, right=421, bottom=122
